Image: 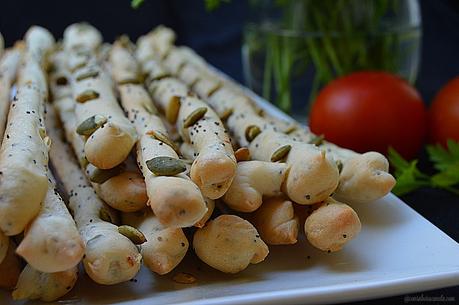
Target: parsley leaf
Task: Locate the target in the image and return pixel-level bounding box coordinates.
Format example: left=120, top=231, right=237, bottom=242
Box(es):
left=131, top=0, right=144, bottom=9
left=388, top=147, right=430, bottom=196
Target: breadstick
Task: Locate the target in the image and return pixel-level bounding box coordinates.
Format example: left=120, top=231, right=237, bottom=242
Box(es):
left=12, top=265, right=78, bottom=302
left=15, top=174, right=84, bottom=273
left=50, top=50, right=147, bottom=212
left=194, top=197, right=215, bottom=228
left=0, top=32, right=3, bottom=57
left=144, top=25, right=176, bottom=59
left=123, top=210, right=189, bottom=275
left=48, top=107, right=142, bottom=285
left=0, top=241, right=21, bottom=290
left=251, top=196, right=299, bottom=245
left=193, top=215, right=268, bottom=273
left=24, top=26, right=55, bottom=68
left=69, top=61, right=137, bottom=169
left=248, top=130, right=339, bottom=205
left=0, top=81, right=49, bottom=236
left=63, top=23, right=102, bottom=52
left=149, top=77, right=187, bottom=123
left=222, top=161, right=288, bottom=212
left=284, top=126, right=395, bottom=203
left=177, top=95, right=237, bottom=199
left=0, top=44, right=23, bottom=139
left=304, top=197, right=361, bottom=252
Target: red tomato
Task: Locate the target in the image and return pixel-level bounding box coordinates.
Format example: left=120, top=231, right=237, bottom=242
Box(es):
left=309, top=71, right=427, bottom=159
left=429, top=77, right=459, bottom=147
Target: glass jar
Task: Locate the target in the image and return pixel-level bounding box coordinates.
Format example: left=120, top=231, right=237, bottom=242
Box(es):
left=242, top=0, right=422, bottom=122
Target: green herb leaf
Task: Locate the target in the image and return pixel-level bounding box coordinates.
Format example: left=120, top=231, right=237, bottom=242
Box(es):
left=131, top=0, right=144, bottom=9
left=427, top=139, right=459, bottom=171
left=388, top=147, right=430, bottom=196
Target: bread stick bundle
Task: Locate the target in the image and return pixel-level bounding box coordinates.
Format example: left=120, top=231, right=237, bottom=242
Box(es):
left=15, top=173, right=85, bottom=273
left=62, top=24, right=137, bottom=170
left=122, top=209, right=189, bottom=275
left=0, top=77, right=49, bottom=236
left=109, top=42, right=208, bottom=227
left=49, top=51, right=147, bottom=212
left=48, top=106, right=143, bottom=285
left=0, top=43, right=23, bottom=139
left=193, top=214, right=269, bottom=274
left=0, top=241, right=21, bottom=290
left=12, top=265, right=78, bottom=302
left=177, top=95, right=237, bottom=199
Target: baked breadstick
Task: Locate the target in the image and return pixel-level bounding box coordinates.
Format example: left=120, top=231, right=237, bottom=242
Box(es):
left=177, top=95, right=237, bottom=199
left=249, top=130, right=339, bottom=205
left=251, top=196, right=299, bottom=245
left=193, top=215, right=269, bottom=273
left=12, top=265, right=78, bottom=302
left=24, top=26, right=55, bottom=68
left=286, top=127, right=395, bottom=203
left=304, top=197, right=361, bottom=252
left=16, top=174, right=84, bottom=273
left=116, top=82, right=207, bottom=227
left=123, top=210, right=189, bottom=275
left=144, top=25, right=176, bottom=59
left=69, top=62, right=137, bottom=169
left=223, top=161, right=288, bottom=212
left=50, top=50, right=147, bottom=212
left=48, top=107, right=142, bottom=285
left=0, top=44, right=23, bottom=139
left=0, top=241, right=21, bottom=290
left=63, top=22, right=102, bottom=52
left=0, top=81, right=49, bottom=236
left=149, top=77, right=187, bottom=123
left=194, top=197, right=215, bottom=228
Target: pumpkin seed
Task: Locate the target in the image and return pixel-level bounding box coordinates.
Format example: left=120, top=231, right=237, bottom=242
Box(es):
left=76, top=114, right=107, bottom=136
left=87, top=164, right=123, bottom=184
left=118, top=225, right=146, bottom=245
left=118, top=76, right=142, bottom=85
left=245, top=125, right=261, bottom=142
left=142, top=102, right=158, bottom=115
left=166, top=96, right=181, bottom=124
left=308, top=134, right=325, bottom=146
left=271, top=145, right=292, bottom=162
left=146, top=156, right=186, bottom=176
left=172, top=272, right=197, bottom=284
left=76, top=89, right=99, bottom=103
left=76, top=70, right=99, bottom=82
left=219, top=108, right=233, bottom=121
left=183, top=107, right=207, bottom=128
left=146, top=130, right=180, bottom=154
left=99, top=207, right=114, bottom=223
left=336, top=160, right=343, bottom=174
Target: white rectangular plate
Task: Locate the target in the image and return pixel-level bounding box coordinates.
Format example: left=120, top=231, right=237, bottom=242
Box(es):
left=2, top=76, right=459, bottom=305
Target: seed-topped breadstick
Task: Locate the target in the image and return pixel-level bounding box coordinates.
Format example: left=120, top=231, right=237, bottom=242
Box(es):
left=49, top=50, right=147, bottom=212
left=15, top=173, right=85, bottom=273
left=0, top=80, right=49, bottom=236
left=177, top=95, right=237, bottom=199
left=0, top=241, right=21, bottom=290
left=24, top=26, right=55, bottom=69
left=122, top=209, right=189, bottom=275
left=0, top=43, right=23, bottom=139
left=63, top=23, right=102, bottom=52
left=251, top=196, right=299, bottom=245
left=68, top=61, right=137, bottom=169
left=48, top=107, right=142, bottom=285
left=110, top=43, right=207, bottom=227
left=304, top=197, right=361, bottom=252
left=249, top=130, right=339, bottom=205
left=148, top=77, right=188, bottom=124
left=193, top=215, right=269, bottom=274
left=223, top=161, right=288, bottom=212
left=12, top=265, right=78, bottom=302
left=285, top=127, right=395, bottom=203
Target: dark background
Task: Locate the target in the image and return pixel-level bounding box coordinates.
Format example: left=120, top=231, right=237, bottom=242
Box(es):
left=1, top=0, right=458, bottom=304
